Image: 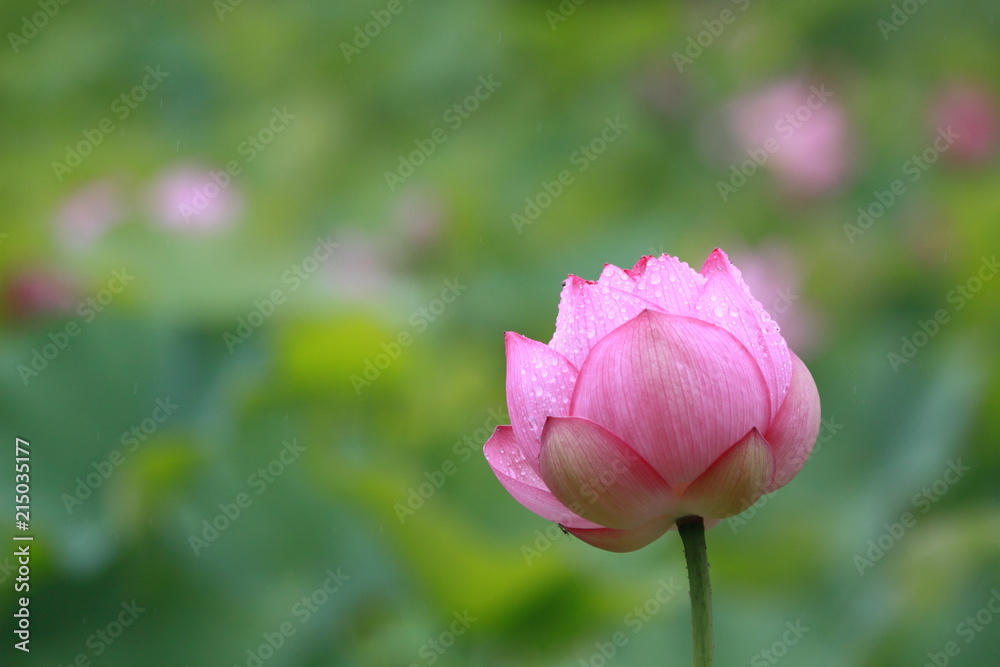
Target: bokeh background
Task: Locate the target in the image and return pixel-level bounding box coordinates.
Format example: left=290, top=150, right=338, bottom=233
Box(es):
left=2, top=0, right=1000, bottom=665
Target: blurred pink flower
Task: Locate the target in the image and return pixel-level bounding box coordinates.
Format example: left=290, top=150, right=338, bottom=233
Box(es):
left=146, top=166, right=242, bottom=233
left=4, top=268, right=78, bottom=321
left=729, top=79, right=853, bottom=196
left=484, top=251, right=821, bottom=552
left=391, top=188, right=445, bottom=252
left=324, top=232, right=394, bottom=301
left=932, top=83, right=999, bottom=165
left=730, top=244, right=824, bottom=355
left=54, top=180, right=125, bottom=249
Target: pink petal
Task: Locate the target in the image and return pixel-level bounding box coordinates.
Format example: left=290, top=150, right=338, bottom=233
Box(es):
left=549, top=275, right=660, bottom=368
left=764, top=352, right=821, bottom=492
left=678, top=428, right=775, bottom=519
left=571, top=310, right=770, bottom=485
left=483, top=426, right=599, bottom=529
left=505, top=332, right=579, bottom=470
left=539, top=417, right=679, bottom=529
left=563, top=516, right=676, bottom=553
left=597, top=254, right=706, bottom=317
left=696, top=249, right=792, bottom=419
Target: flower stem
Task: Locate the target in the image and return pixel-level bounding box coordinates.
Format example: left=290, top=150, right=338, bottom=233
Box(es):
left=678, top=515, right=713, bottom=667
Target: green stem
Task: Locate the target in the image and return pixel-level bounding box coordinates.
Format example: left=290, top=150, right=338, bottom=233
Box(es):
left=678, top=515, right=713, bottom=667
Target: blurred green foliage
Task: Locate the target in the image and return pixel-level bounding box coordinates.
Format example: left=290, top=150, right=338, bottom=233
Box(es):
left=1, top=0, right=999, bottom=665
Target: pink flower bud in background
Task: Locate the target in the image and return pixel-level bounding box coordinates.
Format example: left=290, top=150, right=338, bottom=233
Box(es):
left=484, top=251, right=821, bottom=552
left=931, top=83, right=999, bottom=165
left=730, top=243, right=824, bottom=356
left=146, top=165, right=243, bottom=233
left=3, top=268, right=78, bottom=321
left=54, top=180, right=125, bottom=250
left=729, top=79, right=852, bottom=197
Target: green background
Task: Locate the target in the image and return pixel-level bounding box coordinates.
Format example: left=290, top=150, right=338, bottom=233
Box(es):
left=2, top=0, right=999, bottom=665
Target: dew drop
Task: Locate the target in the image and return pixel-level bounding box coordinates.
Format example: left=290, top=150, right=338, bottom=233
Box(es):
left=649, top=273, right=661, bottom=285
left=714, top=306, right=725, bottom=318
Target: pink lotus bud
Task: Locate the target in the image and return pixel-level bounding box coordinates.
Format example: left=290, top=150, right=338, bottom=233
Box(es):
left=3, top=268, right=78, bottom=321
left=54, top=179, right=125, bottom=250
left=728, top=79, right=852, bottom=197
left=146, top=165, right=243, bottom=233
left=931, top=83, right=999, bottom=165
left=484, top=250, right=821, bottom=552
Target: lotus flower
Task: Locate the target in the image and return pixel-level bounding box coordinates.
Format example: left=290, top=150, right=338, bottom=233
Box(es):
left=483, top=250, right=821, bottom=552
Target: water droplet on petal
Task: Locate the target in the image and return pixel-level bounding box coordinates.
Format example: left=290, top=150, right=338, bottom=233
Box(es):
left=649, top=273, right=661, bottom=285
